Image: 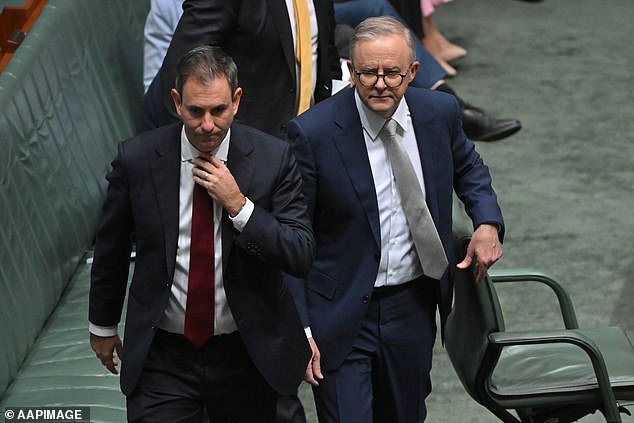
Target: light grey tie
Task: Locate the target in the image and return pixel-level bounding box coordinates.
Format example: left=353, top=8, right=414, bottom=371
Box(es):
left=382, top=118, right=448, bottom=280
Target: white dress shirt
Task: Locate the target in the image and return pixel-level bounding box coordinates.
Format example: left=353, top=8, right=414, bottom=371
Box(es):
left=89, top=126, right=254, bottom=337
left=354, top=91, right=425, bottom=287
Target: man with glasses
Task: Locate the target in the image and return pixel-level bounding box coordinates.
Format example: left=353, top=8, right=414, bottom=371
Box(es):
left=286, top=16, right=505, bottom=422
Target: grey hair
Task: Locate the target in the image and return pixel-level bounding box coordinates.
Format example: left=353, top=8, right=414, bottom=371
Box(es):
left=350, top=16, right=416, bottom=64
left=174, top=45, right=239, bottom=95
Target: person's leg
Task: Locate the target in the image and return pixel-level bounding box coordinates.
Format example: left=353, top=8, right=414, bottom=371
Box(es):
left=334, top=0, right=447, bottom=88
left=128, top=330, right=279, bottom=423
left=372, top=281, right=437, bottom=422
left=422, top=13, right=466, bottom=65
left=126, top=331, right=206, bottom=423
left=276, top=394, right=307, bottom=423
left=313, top=352, right=375, bottom=423
left=311, top=293, right=380, bottom=423
left=312, top=279, right=437, bottom=423
left=201, top=332, right=279, bottom=423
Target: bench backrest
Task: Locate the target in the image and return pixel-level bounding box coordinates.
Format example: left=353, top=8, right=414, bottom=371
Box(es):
left=0, top=0, right=148, bottom=395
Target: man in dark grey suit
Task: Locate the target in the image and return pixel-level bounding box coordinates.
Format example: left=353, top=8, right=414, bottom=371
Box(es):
left=89, top=46, right=313, bottom=422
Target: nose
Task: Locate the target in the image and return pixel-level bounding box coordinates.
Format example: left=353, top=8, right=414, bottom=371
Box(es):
left=200, top=113, right=214, bottom=132
left=374, top=75, right=387, bottom=90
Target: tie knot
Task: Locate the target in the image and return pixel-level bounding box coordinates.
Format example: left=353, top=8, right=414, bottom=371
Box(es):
left=382, top=118, right=399, bottom=139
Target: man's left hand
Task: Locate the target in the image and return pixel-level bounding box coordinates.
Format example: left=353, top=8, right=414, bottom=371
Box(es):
left=456, top=223, right=502, bottom=281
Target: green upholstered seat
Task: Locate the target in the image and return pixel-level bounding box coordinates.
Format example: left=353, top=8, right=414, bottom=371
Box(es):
left=1, top=260, right=129, bottom=422
left=445, top=247, right=634, bottom=423
left=0, top=0, right=148, bottom=420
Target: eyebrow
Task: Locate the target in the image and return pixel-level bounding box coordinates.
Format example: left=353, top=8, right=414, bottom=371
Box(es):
left=358, top=65, right=402, bottom=73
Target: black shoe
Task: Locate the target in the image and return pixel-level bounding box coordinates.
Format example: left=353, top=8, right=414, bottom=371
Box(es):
left=462, top=104, right=522, bottom=142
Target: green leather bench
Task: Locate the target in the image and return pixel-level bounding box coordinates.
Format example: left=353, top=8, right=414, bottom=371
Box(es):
left=0, top=1, right=148, bottom=421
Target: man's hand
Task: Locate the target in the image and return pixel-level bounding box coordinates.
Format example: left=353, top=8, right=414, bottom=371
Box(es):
left=191, top=155, right=245, bottom=216
left=456, top=223, right=502, bottom=282
left=90, top=333, right=123, bottom=375
left=304, top=337, right=323, bottom=386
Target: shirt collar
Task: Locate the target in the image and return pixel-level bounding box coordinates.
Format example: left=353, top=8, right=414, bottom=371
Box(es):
left=180, top=125, right=231, bottom=162
left=354, top=90, right=410, bottom=141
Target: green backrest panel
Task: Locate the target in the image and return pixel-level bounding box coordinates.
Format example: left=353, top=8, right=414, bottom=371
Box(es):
left=445, top=198, right=504, bottom=402
left=0, top=0, right=149, bottom=395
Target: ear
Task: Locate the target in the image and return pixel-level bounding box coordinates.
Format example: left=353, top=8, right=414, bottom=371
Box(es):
left=232, top=87, right=242, bottom=117
left=408, top=61, right=420, bottom=83
left=170, top=88, right=182, bottom=116
left=347, top=60, right=356, bottom=86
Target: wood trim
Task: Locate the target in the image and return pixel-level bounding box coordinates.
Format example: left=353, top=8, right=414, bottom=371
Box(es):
left=0, top=0, right=47, bottom=72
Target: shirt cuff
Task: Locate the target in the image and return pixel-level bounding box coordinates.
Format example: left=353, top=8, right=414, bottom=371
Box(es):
left=89, top=322, right=118, bottom=337
left=229, top=197, right=254, bottom=232
left=304, top=326, right=313, bottom=339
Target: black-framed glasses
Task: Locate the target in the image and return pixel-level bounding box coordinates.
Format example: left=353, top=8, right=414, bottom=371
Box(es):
left=354, top=65, right=411, bottom=88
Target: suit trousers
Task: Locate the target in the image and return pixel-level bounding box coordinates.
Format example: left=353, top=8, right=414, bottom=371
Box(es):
left=312, top=278, right=438, bottom=423
left=126, top=329, right=278, bottom=423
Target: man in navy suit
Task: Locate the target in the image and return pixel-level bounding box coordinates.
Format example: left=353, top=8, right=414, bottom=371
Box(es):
left=89, top=46, right=313, bottom=422
left=286, top=16, right=505, bottom=422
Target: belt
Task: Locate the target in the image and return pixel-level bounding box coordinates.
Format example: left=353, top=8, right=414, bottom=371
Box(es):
left=372, top=277, right=425, bottom=297
left=154, top=328, right=239, bottom=350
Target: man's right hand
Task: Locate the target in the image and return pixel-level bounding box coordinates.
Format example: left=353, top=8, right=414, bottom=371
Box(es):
left=90, top=333, right=123, bottom=375
left=305, top=337, right=323, bottom=386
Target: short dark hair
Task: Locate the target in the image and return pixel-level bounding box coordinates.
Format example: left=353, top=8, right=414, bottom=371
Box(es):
left=174, top=45, right=239, bottom=95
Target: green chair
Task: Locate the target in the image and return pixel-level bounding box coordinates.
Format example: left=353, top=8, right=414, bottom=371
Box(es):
left=445, top=237, right=634, bottom=423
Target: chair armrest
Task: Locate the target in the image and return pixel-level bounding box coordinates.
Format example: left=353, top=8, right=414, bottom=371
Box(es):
left=488, top=268, right=578, bottom=329
left=489, top=330, right=622, bottom=423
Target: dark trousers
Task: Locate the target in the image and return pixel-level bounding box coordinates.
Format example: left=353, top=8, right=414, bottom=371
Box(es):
left=127, top=330, right=278, bottom=423
left=277, top=394, right=307, bottom=423
left=313, top=279, right=438, bottom=423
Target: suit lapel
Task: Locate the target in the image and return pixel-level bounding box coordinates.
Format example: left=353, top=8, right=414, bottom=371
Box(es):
left=406, top=90, right=441, bottom=221
left=267, top=0, right=296, bottom=85
left=332, top=90, right=381, bottom=249
left=222, top=123, right=255, bottom=270
left=150, top=124, right=182, bottom=281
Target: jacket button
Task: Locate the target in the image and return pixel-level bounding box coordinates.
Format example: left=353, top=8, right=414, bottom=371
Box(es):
left=373, top=253, right=380, bottom=262
left=362, top=295, right=370, bottom=304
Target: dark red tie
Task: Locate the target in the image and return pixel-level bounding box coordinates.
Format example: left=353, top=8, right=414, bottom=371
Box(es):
left=184, top=182, right=215, bottom=347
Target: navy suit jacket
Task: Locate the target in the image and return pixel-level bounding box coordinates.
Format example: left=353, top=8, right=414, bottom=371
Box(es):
left=156, top=0, right=341, bottom=138
left=89, top=122, right=313, bottom=396
left=286, top=87, right=505, bottom=371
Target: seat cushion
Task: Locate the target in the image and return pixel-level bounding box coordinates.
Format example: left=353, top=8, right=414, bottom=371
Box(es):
left=490, top=327, right=634, bottom=400
left=0, top=258, right=127, bottom=422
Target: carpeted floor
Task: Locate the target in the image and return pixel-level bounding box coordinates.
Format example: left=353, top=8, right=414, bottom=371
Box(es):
left=299, top=0, right=634, bottom=421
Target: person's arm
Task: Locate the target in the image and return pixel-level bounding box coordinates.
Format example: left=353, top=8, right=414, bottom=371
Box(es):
left=143, top=0, right=184, bottom=92
left=191, top=146, right=315, bottom=278
left=449, top=96, right=505, bottom=278
left=88, top=144, right=134, bottom=372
